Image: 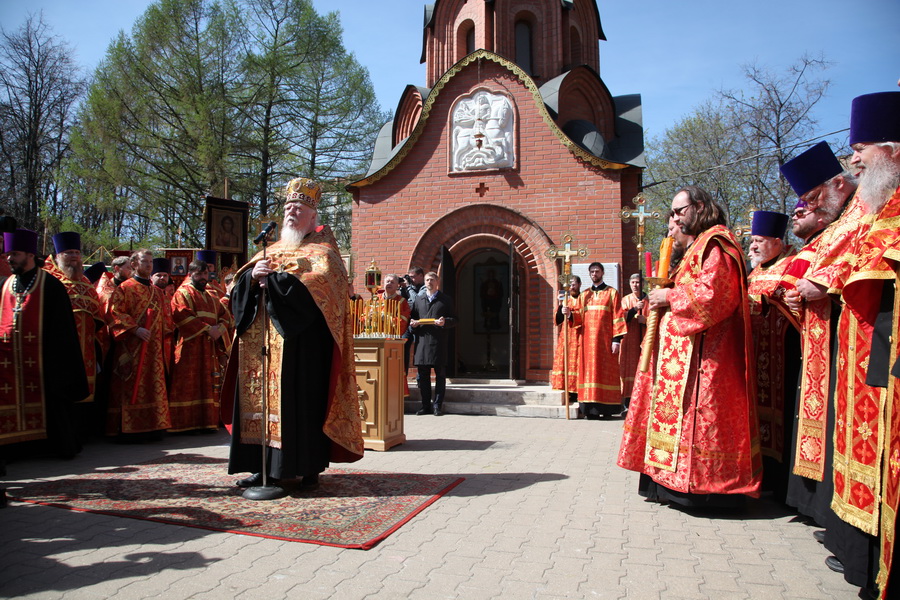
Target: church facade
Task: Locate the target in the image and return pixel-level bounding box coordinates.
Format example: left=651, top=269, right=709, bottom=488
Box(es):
left=348, top=0, right=644, bottom=382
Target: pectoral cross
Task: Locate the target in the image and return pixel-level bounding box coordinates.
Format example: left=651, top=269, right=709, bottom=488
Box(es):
left=620, top=193, right=661, bottom=276
left=546, top=234, right=588, bottom=287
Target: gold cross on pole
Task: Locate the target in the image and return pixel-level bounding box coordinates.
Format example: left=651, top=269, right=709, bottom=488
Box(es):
left=620, top=194, right=661, bottom=274
left=733, top=205, right=757, bottom=240
left=546, top=234, right=588, bottom=287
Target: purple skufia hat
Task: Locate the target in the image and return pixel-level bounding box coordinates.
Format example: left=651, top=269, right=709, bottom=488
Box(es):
left=151, top=258, right=171, bottom=275
left=3, top=229, right=38, bottom=254
left=52, top=231, right=81, bottom=254
left=751, top=211, right=789, bottom=239
left=850, top=91, right=900, bottom=146
left=84, top=261, right=107, bottom=284
left=196, top=250, right=216, bottom=264
left=780, top=142, right=842, bottom=198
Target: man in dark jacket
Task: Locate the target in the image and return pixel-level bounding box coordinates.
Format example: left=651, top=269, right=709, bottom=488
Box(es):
left=410, top=271, right=456, bottom=416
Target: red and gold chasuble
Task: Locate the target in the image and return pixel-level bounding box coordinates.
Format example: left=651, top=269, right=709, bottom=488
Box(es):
left=0, top=273, right=47, bottom=445
left=577, top=285, right=625, bottom=404
left=870, top=187, right=900, bottom=594
left=832, top=188, right=900, bottom=594
left=550, top=292, right=583, bottom=392
left=106, top=278, right=172, bottom=434
left=169, top=281, right=230, bottom=431
left=778, top=196, right=869, bottom=481
left=232, top=226, right=363, bottom=460
left=619, top=292, right=649, bottom=399
left=44, top=263, right=108, bottom=403
left=748, top=249, right=797, bottom=462
left=618, top=226, right=761, bottom=496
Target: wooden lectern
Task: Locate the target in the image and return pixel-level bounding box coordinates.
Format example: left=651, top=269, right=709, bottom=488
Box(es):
left=355, top=338, right=407, bottom=451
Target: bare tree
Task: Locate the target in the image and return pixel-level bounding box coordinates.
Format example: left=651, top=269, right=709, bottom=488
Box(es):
left=0, top=12, right=85, bottom=231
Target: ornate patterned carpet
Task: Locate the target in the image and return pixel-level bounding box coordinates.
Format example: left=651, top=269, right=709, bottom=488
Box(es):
left=8, top=454, right=464, bottom=549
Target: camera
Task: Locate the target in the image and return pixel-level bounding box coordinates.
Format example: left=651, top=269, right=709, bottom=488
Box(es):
left=402, top=274, right=413, bottom=285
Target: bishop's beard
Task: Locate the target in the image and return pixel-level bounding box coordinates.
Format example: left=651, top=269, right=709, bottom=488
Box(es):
left=280, top=224, right=309, bottom=246
left=859, top=152, right=900, bottom=215
left=57, top=259, right=81, bottom=281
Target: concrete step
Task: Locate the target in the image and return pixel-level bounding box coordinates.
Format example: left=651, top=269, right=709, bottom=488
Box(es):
left=404, top=379, right=580, bottom=419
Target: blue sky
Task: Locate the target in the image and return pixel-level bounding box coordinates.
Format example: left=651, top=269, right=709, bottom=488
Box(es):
left=2, top=0, right=898, bottom=151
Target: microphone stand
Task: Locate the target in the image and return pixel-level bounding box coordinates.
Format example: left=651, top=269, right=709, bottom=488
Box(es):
left=244, top=226, right=287, bottom=501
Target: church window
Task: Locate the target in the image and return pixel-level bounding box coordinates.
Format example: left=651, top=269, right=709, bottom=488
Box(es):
left=570, top=27, right=582, bottom=67
left=515, top=20, right=533, bottom=75
left=458, top=20, right=476, bottom=60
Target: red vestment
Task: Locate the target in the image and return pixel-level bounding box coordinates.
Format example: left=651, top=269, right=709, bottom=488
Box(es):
left=169, top=280, right=231, bottom=431
left=618, top=225, right=762, bottom=496
left=747, top=249, right=797, bottom=462
left=577, top=285, right=625, bottom=405
left=106, top=278, right=173, bottom=434
left=840, top=186, right=900, bottom=594
left=619, top=292, right=648, bottom=399
left=44, top=262, right=109, bottom=403
left=779, top=195, right=869, bottom=481
left=550, top=292, right=583, bottom=392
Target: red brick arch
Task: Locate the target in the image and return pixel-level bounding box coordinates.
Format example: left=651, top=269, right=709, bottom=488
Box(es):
left=408, top=203, right=555, bottom=280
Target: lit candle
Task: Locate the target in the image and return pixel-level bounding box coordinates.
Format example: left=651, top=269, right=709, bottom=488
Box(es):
left=657, top=237, right=674, bottom=278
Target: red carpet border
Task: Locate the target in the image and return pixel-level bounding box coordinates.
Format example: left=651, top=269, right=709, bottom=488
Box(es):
left=8, top=453, right=464, bottom=550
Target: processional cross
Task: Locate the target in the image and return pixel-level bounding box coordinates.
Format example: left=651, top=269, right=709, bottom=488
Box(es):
left=619, top=193, right=660, bottom=277
left=732, top=205, right=757, bottom=241
left=545, top=234, right=588, bottom=419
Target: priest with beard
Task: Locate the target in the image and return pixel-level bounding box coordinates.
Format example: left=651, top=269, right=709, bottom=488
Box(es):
left=224, top=177, right=364, bottom=494
left=0, top=229, right=88, bottom=506
left=168, top=260, right=230, bottom=433
left=618, top=186, right=761, bottom=508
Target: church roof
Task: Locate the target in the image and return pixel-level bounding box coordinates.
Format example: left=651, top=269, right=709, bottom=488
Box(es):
left=350, top=50, right=641, bottom=192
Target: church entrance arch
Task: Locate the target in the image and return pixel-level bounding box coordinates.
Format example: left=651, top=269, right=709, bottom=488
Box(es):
left=408, top=204, right=557, bottom=382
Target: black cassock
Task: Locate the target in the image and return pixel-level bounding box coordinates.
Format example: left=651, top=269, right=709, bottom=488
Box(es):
left=227, top=270, right=332, bottom=480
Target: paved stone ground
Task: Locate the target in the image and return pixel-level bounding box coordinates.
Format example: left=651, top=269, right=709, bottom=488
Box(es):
left=1, top=414, right=860, bottom=599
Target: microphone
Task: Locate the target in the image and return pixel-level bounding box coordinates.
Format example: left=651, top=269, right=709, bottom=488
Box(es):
left=253, top=222, right=277, bottom=244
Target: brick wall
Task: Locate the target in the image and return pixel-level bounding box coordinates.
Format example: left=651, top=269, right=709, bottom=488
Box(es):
left=353, top=58, right=639, bottom=382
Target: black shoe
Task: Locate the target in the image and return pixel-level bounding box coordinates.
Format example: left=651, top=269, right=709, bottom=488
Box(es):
left=416, top=407, right=432, bottom=416
left=813, top=529, right=825, bottom=544
left=298, top=474, right=320, bottom=491
left=433, top=406, right=443, bottom=416
left=235, top=473, right=280, bottom=488
left=0, top=489, right=6, bottom=509
left=825, top=556, right=844, bottom=573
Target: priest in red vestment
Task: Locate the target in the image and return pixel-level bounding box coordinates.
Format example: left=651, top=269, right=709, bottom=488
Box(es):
left=777, top=143, right=859, bottom=572
left=550, top=275, right=582, bottom=405
left=224, top=177, right=363, bottom=493
left=619, top=273, right=648, bottom=413
left=46, top=232, right=109, bottom=409
left=106, top=250, right=173, bottom=439
left=169, top=259, right=231, bottom=433
left=831, top=91, right=900, bottom=598
left=618, top=185, right=761, bottom=507
left=745, top=211, right=798, bottom=501
left=577, top=263, right=625, bottom=419
left=197, top=250, right=235, bottom=338
left=0, top=229, right=88, bottom=505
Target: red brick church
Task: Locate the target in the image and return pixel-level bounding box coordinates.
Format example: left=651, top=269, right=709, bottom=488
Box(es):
left=348, top=0, right=644, bottom=382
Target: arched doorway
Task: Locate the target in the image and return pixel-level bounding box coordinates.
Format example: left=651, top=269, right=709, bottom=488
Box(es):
left=456, top=248, right=511, bottom=377
left=409, top=204, right=557, bottom=382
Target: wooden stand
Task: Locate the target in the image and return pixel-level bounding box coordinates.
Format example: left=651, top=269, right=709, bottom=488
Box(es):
left=354, top=338, right=407, bottom=451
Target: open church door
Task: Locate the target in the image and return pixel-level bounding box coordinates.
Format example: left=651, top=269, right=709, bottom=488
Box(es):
left=440, top=245, right=457, bottom=378
left=508, top=241, right=520, bottom=380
